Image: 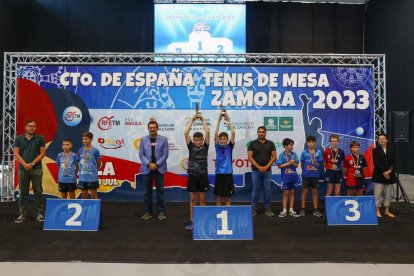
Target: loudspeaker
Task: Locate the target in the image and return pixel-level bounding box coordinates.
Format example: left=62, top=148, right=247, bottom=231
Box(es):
left=389, top=111, right=410, bottom=143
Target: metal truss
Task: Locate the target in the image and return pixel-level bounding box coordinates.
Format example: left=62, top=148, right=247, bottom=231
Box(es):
left=1, top=52, right=385, bottom=201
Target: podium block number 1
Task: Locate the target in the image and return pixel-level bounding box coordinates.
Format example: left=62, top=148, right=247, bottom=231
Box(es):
left=193, top=206, right=253, bottom=240
left=216, top=210, right=233, bottom=235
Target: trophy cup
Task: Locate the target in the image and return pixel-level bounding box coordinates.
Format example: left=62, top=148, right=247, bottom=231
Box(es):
left=195, top=102, right=201, bottom=119
left=219, top=104, right=227, bottom=127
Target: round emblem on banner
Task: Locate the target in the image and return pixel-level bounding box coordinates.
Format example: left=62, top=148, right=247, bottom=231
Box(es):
left=332, top=67, right=370, bottom=88
left=62, top=106, right=82, bottom=126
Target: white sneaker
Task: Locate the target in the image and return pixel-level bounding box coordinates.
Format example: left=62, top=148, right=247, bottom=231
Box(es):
left=278, top=210, right=288, bottom=218
left=289, top=209, right=300, bottom=218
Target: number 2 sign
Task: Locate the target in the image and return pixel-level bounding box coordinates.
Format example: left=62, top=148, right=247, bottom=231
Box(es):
left=325, top=196, right=378, bottom=225
left=43, top=199, right=101, bottom=231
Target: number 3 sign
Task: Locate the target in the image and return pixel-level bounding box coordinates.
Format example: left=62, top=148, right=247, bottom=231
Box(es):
left=193, top=206, right=253, bottom=240
left=43, top=199, right=102, bottom=231
left=325, top=196, right=378, bottom=225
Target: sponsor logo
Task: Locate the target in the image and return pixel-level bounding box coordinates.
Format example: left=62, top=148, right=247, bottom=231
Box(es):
left=279, top=117, right=293, bottom=131
left=180, top=158, right=189, bottom=171
left=264, top=117, right=278, bottom=131
left=228, top=121, right=254, bottom=130
left=98, top=137, right=125, bottom=150
left=124, top=118, right=144, bottom=127
left=62, top=106, right=82, bottom=126
left=97, top=116, right=120, bottom=130
left=159, top=123, right=176, bottom=132
left=133, top=138, right=142, bottom=150
left=212, top=158, right=278, bottom=168
left=185, top=117, right=212, bottom=126
left=168, top=143, right=179, bottom=151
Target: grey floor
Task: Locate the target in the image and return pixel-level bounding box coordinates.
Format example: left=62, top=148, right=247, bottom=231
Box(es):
left=1, top=263, right=414, bottom=276
left=1, top=174, right=413, bottom=275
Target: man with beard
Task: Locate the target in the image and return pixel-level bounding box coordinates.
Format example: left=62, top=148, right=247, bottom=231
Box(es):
left=139, top=120, right=169, bottom=221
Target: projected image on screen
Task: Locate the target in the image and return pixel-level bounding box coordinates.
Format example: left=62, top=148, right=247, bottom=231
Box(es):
left=155, top=4, right=246, bottom=55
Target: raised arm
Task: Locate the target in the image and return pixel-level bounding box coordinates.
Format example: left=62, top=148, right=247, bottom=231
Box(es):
left=225, top=113, right=235, bottom=145
left=214, top=112, right=222, bottom=144
left=184, top=114, right=197, bottom=145
left=199, top=114, right=210, bottom=145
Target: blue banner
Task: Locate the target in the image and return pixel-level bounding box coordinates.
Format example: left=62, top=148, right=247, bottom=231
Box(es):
left=17, top=64, right=375, bottom=201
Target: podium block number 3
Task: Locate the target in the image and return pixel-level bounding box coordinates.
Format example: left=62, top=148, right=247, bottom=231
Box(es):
left=65, top=203, right=82, bottom=226
left=217, top=210, right=233, bottom=235
left=345, top=200, right=361, bottom=222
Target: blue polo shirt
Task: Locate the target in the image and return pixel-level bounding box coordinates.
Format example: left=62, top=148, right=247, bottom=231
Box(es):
left=276, top=151, right=299, bottom=183
left=300, top=148, right=323, bottom=177
left=56, top=151, right=77, bottom=183
left=77, top=146, right=101, bottom=182
left=215, top=141, right=234, bottom=174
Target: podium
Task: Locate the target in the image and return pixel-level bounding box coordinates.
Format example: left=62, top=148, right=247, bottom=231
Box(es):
left=325, top=196, right=378, bottom=225
left=43, top=199, right=102, bottom=231
left=193, top=206, right=253, bottom=240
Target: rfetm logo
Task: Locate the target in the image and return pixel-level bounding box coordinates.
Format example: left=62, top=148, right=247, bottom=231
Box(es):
left=62, top=106, right=82, bottom=126
left=97, top=116, right=120, bottom=130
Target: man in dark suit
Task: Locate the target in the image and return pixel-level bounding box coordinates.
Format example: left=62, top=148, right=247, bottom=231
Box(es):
left=139, top=120, right=169, bottom=221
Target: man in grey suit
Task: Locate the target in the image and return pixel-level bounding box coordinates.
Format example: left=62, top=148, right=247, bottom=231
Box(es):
left=139, top=120, right=169, bottom=221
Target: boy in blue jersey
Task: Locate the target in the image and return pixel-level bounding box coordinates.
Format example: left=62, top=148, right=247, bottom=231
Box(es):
left=214, top=111, right=235, bottom=206
left=77, top=132, right=102, bottom=199
left=277, top=138, right=300, bottom=218
left=300, top=136, right=323, bottom=217
left=56, top=138, right=77, bottom=199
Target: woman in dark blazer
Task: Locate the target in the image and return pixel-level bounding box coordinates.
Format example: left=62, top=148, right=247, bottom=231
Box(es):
left=372, top=133, right=397, bottom=218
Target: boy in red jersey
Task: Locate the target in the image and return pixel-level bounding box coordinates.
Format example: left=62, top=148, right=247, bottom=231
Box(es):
left=343, top=141, right=367, bottom=196
left=323, top=134, right=345, bottom=196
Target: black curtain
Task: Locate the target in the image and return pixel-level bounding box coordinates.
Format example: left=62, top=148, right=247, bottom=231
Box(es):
left=1, top=0, right=364, bottom=119
left=365, top=0, right=414, bottom=174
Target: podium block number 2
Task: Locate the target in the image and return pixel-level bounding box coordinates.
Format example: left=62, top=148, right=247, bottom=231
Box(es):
left=44, top=199, right=101, bottom=231
left=65, top=203, right=82, bottom=226
left=216, top=210, right=233, bottom=235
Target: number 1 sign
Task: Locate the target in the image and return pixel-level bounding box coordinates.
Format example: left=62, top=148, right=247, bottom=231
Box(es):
left=325, top=196, right=378, bottom=225
left=43, top=199, right=102, bottom=231
left=193, top=206, right=253, bottom=240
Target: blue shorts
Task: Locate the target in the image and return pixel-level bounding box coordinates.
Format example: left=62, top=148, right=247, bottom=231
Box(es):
left=281, top=181, right=297, bottom=191
left=58, top=182, right=77, bottom=193
left=325, top=170, right=343, bottom=184
left=78, top=181, right=99, bottom=190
